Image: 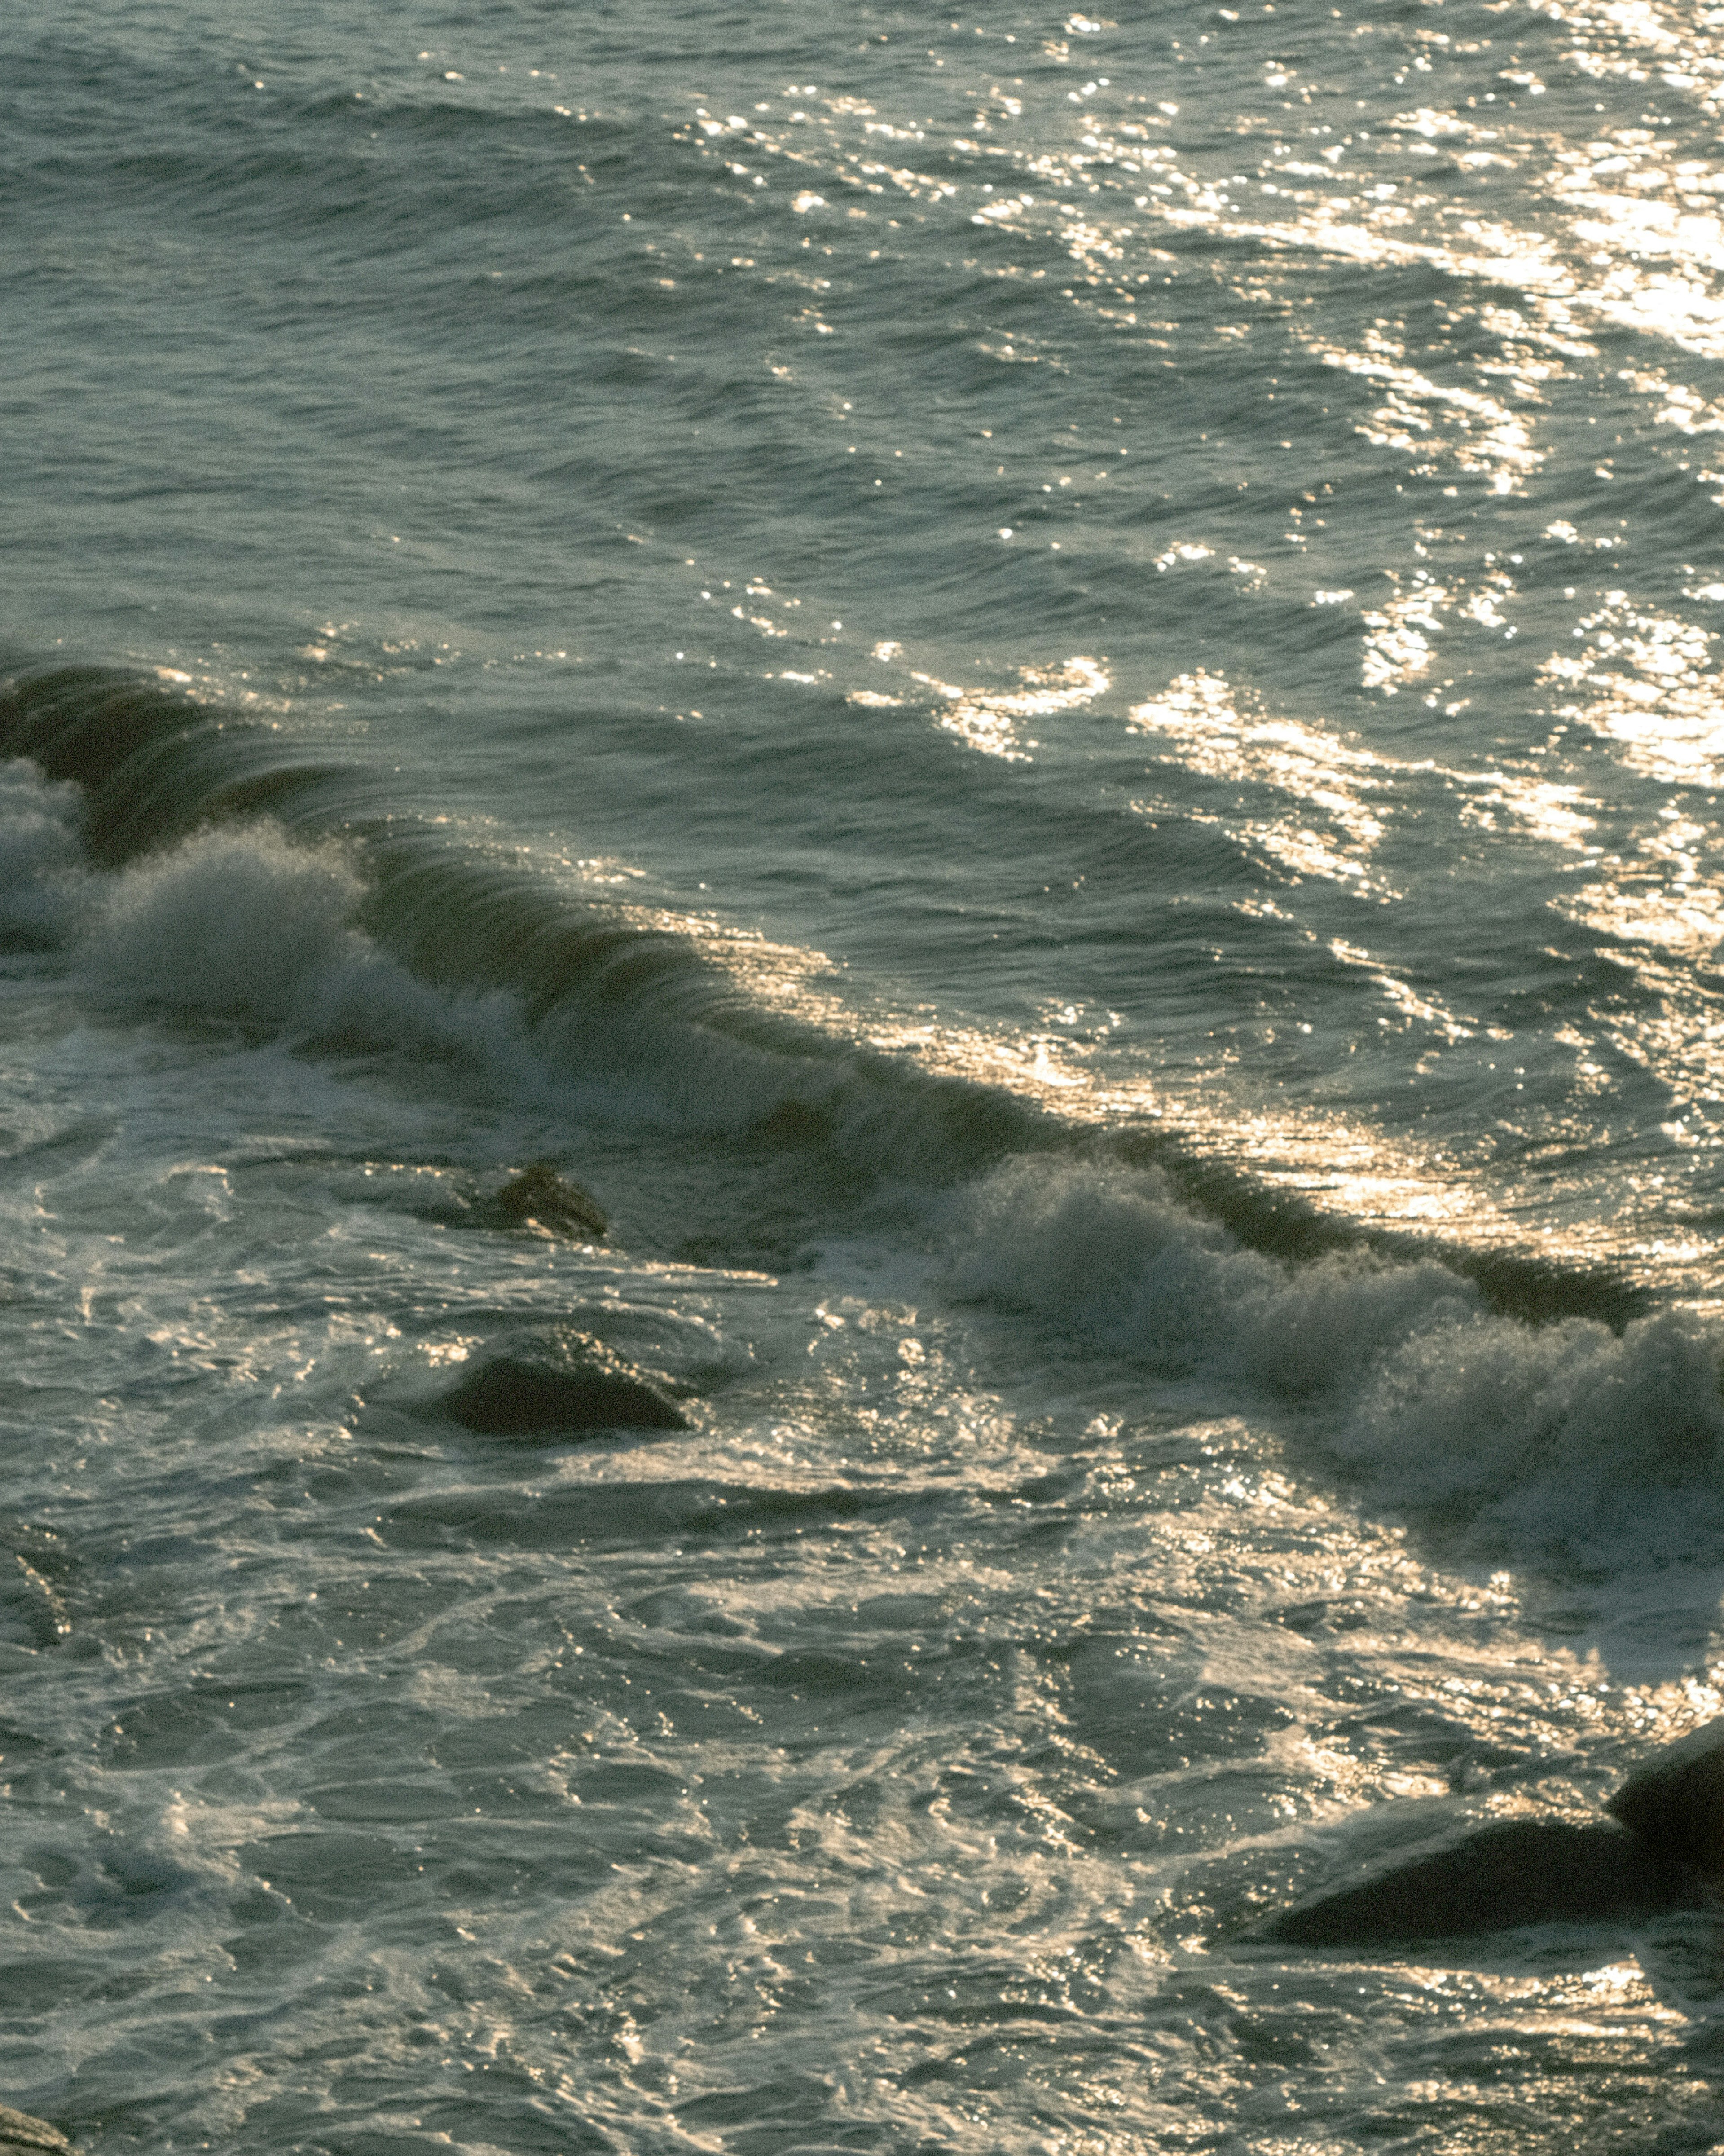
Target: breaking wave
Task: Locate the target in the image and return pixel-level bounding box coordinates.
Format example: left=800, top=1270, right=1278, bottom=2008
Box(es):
left=953, top=1156, right=1724, bottom=1552
left=7, top=661, right=1720, bottom=1556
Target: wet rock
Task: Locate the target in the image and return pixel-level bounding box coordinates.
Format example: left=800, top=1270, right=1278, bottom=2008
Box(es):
left=441, top=1335, right=686, bottom=1437
left=491, top=1162, right=607, bottom=1242
left=1264, top=1817, right=1695, bottom=1947
left=0, top=2107, right=76, bottom=2156
left=1268, top=1718, right=1724, bottom=1949
left=1607, top=1712, right=1724, bottom=1877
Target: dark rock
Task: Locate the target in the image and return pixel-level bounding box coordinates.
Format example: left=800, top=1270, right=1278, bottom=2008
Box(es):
left=1267, top=1714, right=1724, bottom=1951
left=1264, top=1817, right=1697, bottom=1947
left=1607, top=1712, right=1724, bottom=1877
left=491, top=1162, right=607, bottom=1242
left=0, top=2106, right=76, bottom=2156
left=441, top=1336, right=686, bottom=1437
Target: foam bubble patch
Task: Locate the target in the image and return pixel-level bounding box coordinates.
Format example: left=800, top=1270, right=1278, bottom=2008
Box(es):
left=951, top=1157, right=1478, bottom=1390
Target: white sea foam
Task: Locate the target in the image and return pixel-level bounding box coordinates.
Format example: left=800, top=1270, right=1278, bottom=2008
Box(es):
left=950, top=1157, right=1724, bottom=1549
left=81, top=820, right=525, bottom=1066
left=85, top=823, right=366, bottom=1020
left=0, top=757, right=88, bottom=943
left=1340, top=1307, right=1724, bottom=1546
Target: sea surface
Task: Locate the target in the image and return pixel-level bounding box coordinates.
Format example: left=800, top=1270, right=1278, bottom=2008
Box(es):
left=6, top=1, right=1724, bottom=2149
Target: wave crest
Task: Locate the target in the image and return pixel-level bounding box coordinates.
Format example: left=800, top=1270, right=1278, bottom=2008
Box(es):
left=952, top=1157, right=1724, bottom=1550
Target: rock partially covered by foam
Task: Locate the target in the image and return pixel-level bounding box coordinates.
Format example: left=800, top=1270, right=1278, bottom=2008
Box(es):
left=491, top=1162, right=607, bottom=1242
left=1607, top=1713, right=1724, bottom=1877
left=441, top=1335, right=685, bottom=1437
left=1264, top=1817, right=1691, bottom=1947
left=0, top=2106, right=77, bottom=2156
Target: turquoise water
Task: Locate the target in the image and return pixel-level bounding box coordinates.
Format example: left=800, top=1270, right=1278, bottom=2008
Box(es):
left=6, top=3, right=1724, bottom=2148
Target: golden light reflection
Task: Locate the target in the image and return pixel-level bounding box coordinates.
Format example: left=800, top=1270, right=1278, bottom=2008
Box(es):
left=1128, top=671, right=1390, bottom=891
left=912, top=656, right=1108, bottom=762
left=1561, top=820, right=1724, bottom=966
left=1330, top=939, right=1477, bottom=1045
left=1456, top=777, right=1596, bottom=850
left=1542, top=596, right=1724, bottom=786
left=1315, top=335, right=1543, bottom=496
left=663, top=851, right=1724, bottom=1277
left=1361, top=578, right=1444, bottom=696
left=696, top=0, right=1724, bottom=461
left=1210, top=1111, right=1487, bottom=1237
left=659, top=35, right=1724, bottom=1294
left=1554, top=934, right=1724, bottom=1137
left=864, top=1005, right=1526, bottom=1256
left=1127, top=670, right=1600, bottom=898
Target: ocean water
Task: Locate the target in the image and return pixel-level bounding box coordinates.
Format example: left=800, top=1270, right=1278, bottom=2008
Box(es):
left=8, top=0, right=1724, bottom=2148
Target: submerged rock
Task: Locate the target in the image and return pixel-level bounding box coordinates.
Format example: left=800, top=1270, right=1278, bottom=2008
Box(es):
left=1264, top=1818, right=1694, bottom=1947
left=441, top=1335, right=686, bottom=1437
left=491, top=1162, right=607, bottom=1242
left=0, top=2107, right=76, bottom=2156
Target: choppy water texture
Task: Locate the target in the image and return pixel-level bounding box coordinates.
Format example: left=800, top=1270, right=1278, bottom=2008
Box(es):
left=9, top=2, right=1724, bottom=2150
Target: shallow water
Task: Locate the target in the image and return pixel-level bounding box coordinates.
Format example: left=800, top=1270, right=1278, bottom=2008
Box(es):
left=7, top=3, right=1724, bottom=2150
